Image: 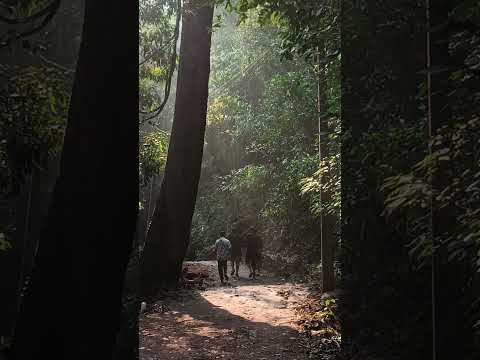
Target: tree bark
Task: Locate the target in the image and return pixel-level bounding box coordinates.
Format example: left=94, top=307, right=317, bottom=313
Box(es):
left=140, top=0, right=214, bottom=297
left=10, top=1, right=138, bottom=359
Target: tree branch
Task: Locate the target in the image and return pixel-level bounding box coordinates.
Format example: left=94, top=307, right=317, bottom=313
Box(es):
left=0, top=0, right=60, bottom=24
left=38, top=54, right=74, bottom=73
left=139, top=36, right=176, bottom=66
left=0, top=0, right=61, bottom=49
left=139, top=0, right=181, bottom=123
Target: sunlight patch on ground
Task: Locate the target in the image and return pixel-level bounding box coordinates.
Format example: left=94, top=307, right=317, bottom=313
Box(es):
left=199, top=284, right=298, bottom=329
left=139, top=262, right=309, bottom=359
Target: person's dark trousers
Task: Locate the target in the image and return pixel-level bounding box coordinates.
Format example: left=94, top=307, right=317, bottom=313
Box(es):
left=249, top=258, right=257, bottom=279
left=217, top=259, right=228, bottom=282
left=231, top=256, right=240, bottom=276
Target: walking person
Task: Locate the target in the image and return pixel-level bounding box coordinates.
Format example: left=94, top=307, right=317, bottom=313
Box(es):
left=214, top=231, right=231, bottom=284
left=246, top=227, right=263, bottom=280
left=230, top=234, right=242, bottom=278
left=229, top=220, right=249, bottom=278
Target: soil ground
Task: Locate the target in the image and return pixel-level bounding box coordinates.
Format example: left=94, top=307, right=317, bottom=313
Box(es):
left=139, top=260, right=310, bottom=360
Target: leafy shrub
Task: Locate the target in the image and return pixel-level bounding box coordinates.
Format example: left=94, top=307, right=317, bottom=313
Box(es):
left=0, top=65, right=70, bottom=196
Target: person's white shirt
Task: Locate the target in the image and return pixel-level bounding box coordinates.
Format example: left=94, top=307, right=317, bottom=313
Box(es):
left=215, top=237, right=231, bottom=261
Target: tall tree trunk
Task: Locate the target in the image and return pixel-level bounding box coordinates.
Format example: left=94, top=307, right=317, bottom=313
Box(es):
left=10, top=1, right=138, bottom=359
left=140, top=0, right=214, bottom=297
left=317, top=45, right=336, bottom=292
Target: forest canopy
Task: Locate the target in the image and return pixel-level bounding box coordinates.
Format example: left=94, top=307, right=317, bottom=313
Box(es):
left=0, top=1, right=478, bottom=359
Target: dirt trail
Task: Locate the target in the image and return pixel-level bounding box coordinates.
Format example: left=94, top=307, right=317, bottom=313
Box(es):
left=140, top=261, right=309, bottom=360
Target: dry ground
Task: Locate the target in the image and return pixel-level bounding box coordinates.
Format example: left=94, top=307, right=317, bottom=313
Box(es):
left=139, top=260, right=309, bottom=360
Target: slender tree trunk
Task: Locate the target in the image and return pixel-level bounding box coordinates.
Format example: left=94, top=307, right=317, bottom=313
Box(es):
left=10, top=1, right=138, bottom=359
left=317, top=45, right=336, bottom=292
left=140, top=0, right=214, bottom=297
left=428, top=1, right=473, bottom=358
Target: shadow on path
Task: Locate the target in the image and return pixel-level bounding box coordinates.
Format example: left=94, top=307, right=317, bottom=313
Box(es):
left=140, top=262, right=308, bottom=360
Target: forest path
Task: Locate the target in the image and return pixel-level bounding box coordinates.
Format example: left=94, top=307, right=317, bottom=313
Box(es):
left=139, top=261, right=309, bottom=360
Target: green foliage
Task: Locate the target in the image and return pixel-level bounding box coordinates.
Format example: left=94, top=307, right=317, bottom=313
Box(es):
left=206, top=94, right=251, bottom=141
left=383, top=116, right=480, bottom=327
left=215, top=1, right=342, bottom=224
left=139, top=130, right=169, bottom=186
left=0, top=232, right=11, bottom=252
left=139, top=0, right=179, bottom=118
left=188, top=178, right=229, bottom=260
left=379, top=1, right=480, bottom=338
left=191, top=7, right=340, bottom=263
left=220, top=164, right=268, bottom=193
left=300, top=155, right=340, bottom=217
left=335, top=0, right=480, bottom=350
left=219, top=0, right=339, bottom=62
left=0, top=65, right=70, bottom=196
left=0, top=335, right=12, bottom=351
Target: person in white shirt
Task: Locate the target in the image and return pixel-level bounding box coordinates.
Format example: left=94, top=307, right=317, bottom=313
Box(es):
left=214, top=231, right=232, bottom=284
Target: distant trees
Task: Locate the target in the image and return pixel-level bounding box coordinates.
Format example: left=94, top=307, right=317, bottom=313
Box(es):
left=204, top=0, right=340, bottom=289
left=342, top=0, right=479, bottom=358
left=140, top=0, right=214, bottom=297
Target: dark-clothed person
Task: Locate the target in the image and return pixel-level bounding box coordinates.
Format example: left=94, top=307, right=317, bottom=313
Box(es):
left=246, top=228, right=262, bottom=279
